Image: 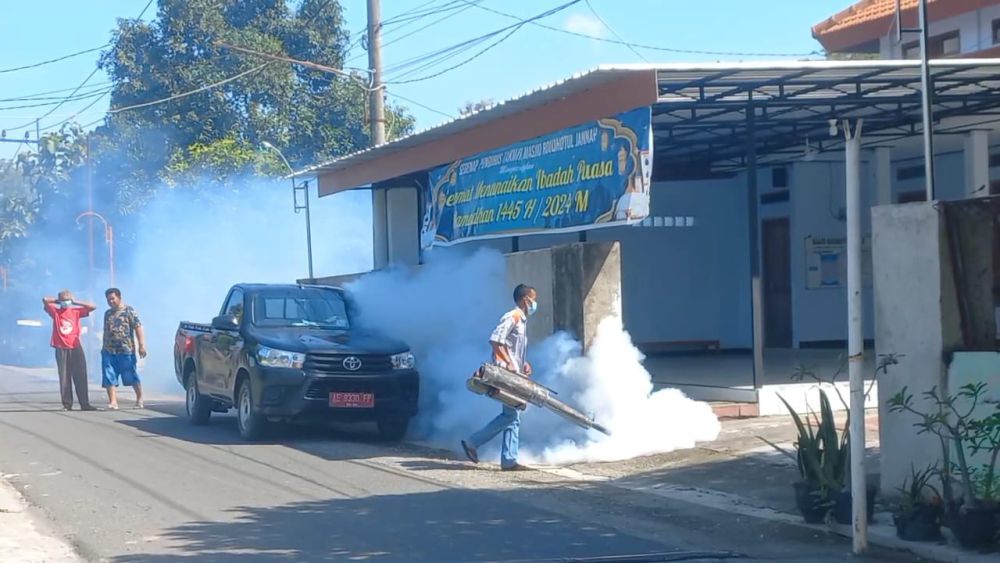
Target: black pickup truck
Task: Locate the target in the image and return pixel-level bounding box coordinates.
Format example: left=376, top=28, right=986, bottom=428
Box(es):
left=173, top=283, right=418, bottom=441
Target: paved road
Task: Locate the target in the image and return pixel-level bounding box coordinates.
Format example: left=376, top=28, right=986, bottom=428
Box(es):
left=0, top=365, right=704, bottom=562
left=0, top=365, right=922, bottom=563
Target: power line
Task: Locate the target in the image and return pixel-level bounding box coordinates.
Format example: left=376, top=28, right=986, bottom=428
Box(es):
left=0, top=45, right=109, bottom=75
left=36, top=91, right=111, bottom=133
left=460, top=0, right=821, bottom=58
left=583, top=0, right=648, bottom=63
left=4, top=0, right=157, bottom=133
left=0, top=83, right=112, bottom=103
left=105, top=63, right=270, bottom=115
left=387, top=91, right=453, bottom=119
left=0, top=88, right=112, bottom=111
left=385, top=0, right=583, bottom=84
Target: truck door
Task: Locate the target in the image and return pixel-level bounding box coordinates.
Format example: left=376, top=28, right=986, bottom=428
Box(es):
left=203, top=288, right=245, bottom=397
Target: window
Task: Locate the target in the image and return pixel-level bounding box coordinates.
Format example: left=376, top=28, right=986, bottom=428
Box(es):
left=993, top=19, right=1000, bottom=45
left=939, top=32, right=960, bottom=56
left=897, top=164, right=925, bottom=181
left=222, top=289, right=245, bottom=324
left=252, top=287, right=350, bottom=329
left=903, top=31, right=961, bottom=58
left=771, top=166, right=789, bottom=189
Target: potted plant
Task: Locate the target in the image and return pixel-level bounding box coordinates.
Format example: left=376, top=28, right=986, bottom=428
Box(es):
left=766, top=355, right=890, bottom=525
left=892, top=465, right=944, bottom=542
left=888, top=383, right=1000, bottom=549
left=765, top=388, right=853, bottom=524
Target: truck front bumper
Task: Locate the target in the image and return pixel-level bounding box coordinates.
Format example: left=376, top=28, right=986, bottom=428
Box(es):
left=251, top=367, right=419, bottom=421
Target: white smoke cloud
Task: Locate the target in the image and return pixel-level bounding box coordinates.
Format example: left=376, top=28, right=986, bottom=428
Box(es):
left=118, top=180, right=374, bottom=395
left=346, top=246, right=720, bottom=465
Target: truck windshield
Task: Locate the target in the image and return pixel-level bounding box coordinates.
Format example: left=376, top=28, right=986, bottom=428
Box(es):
left=251, top=288, right=350, bottom=329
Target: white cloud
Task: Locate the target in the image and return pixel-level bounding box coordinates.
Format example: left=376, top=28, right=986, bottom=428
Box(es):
left=563, top=13, right=607, bottom=38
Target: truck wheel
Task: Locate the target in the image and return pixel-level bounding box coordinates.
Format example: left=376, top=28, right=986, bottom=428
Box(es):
left=377, top=416, right=409, bottom=442
left=185, top=375, right=212, bottom=425
left=236, top=380, right=267, bottom=441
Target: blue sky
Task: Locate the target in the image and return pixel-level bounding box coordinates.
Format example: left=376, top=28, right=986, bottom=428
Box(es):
left=0, top=0, right=848, bottom=161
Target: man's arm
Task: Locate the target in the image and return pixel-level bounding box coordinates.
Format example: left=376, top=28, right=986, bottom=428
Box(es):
left=72, top=299, right=97, bottom=312
left=131, top=309, right=147, bottom=358
left=136, top=324, right=147, bottom=358
left=41, top=297, right=57, bottom=316
left=490, top=341, right=515, bottom=369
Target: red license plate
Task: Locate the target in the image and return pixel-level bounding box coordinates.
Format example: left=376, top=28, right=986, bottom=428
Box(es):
left=329, top=392, right=374, bottom=408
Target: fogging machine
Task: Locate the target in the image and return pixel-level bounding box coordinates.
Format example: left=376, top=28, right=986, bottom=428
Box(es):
left=466, top=363, right=611, bottom=436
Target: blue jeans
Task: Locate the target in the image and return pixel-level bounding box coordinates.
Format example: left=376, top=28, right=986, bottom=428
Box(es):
left=468, top=405, right=520, bottom=468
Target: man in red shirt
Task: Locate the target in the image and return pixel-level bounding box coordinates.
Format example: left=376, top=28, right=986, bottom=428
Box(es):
left=43, top=290, right=97, bottom=411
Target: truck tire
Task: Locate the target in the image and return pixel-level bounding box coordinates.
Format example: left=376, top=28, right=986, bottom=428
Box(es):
left=185, top=375, right=212, bottom=425
left=376, top=416, right=409, bottom=442
left=236, top=379, right=267, bottom=441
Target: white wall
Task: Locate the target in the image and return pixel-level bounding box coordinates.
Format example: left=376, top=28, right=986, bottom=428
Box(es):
left=790, top=161, right=876, bottom=345
left=589, top=178, right=753, bottom=349
left=879, top=6, right=1000, bottom=58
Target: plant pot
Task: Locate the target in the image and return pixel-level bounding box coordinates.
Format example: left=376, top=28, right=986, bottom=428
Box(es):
left=893, top=505, right=943, bottom=542
left=794, top=482, right=831, bottom=524
left=832, top=484, right=878, bottom=525
left=951, top=506, right=1000, bottom=549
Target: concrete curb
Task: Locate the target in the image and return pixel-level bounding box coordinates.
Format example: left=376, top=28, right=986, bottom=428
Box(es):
left=539, top=466, right=997, bottom=563
left=0, top=475, right=81, bottom=562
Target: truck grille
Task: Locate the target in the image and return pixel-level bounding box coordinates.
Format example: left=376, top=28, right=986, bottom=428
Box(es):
left=304, top=353, right=392, bottom=375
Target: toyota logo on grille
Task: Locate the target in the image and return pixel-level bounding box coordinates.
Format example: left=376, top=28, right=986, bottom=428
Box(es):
left=342, top=356, right=362, bottom=371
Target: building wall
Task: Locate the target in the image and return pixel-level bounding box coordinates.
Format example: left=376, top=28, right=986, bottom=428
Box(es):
left=410, top=140, right=999, bottom=353
left=879, top=5, right=1000, bottom=58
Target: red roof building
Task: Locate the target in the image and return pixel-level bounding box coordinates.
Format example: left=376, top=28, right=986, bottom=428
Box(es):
left=813, top=0, right=1000, bottom=58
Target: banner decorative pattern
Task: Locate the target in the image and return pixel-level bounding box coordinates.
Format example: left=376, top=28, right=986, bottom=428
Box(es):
left=420, top=107, right=653, bottom=248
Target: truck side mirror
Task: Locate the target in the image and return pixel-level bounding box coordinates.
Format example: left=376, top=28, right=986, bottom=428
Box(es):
left=211, top=315, right=239, bottom=331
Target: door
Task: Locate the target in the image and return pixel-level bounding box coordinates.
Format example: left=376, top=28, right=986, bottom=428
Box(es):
left=762, top=218, right=793, bottom=348
left=202, top=288, right=244, bottom=396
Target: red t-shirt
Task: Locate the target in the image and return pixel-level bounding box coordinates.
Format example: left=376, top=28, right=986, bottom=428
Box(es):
left=44, top=303, right=90, bottom=349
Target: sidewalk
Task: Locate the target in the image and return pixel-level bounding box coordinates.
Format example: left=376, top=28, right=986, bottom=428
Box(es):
left=561, top=411, right=999, bottom=563
left=0, top=475, right=80, bottom=562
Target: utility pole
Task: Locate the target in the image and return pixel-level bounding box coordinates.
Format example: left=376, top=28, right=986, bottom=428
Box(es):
left=367, top=0, right=389, bottom=268
left=896, top=0, right=936, bottom=201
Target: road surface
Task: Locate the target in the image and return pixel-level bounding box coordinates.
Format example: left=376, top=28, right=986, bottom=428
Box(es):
left=0, top=364, right=916, bottom=562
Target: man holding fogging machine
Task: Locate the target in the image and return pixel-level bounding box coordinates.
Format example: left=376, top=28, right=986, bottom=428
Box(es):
left=461, top=284, right=537, bottom=472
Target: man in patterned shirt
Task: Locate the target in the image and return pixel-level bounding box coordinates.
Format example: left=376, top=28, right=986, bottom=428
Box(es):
left=461, top=284, right=537, bottom=471
left=101, top=288, right=147, bottom=410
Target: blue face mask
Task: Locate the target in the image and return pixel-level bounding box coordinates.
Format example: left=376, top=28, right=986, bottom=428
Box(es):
left=58, top=300, right=73, bottom=308
left=527, top=300, right=538, bottom=316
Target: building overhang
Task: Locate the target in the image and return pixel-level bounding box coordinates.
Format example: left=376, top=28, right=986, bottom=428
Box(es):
left=301, top=59, right=1000, bottom=195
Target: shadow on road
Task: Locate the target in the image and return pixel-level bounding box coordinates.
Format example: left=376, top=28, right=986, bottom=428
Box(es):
left=107, top=487, right=687, bottom=563
left=115, top=402, right=450, bottom=463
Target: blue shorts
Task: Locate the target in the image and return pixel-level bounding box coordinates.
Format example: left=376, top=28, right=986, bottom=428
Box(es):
left=102, top=351, right=140, bottom=387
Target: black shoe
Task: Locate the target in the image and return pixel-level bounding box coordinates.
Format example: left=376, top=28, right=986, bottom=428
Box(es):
left=460, top=440, right=479, bottom=464
left=501, top=463, right=530, bottom=472
left=79, top=405, right=99, bottom=411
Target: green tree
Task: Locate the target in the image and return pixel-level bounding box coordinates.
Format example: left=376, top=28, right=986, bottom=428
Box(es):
left=96, top=0, right=413, bottom=209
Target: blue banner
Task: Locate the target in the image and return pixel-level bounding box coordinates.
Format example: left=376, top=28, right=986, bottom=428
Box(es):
left=420, top=107, right=653, bottom=248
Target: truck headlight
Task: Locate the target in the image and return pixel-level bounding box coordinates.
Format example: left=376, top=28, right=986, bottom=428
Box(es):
left=257, top=346, right=305, bottom=369
left=391, top=351, right=415, bottom=370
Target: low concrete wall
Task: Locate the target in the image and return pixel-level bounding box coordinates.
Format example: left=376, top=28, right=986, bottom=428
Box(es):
left=872, top=198, right=998, bottom=496
left=506, top=242, right=622, bottom=351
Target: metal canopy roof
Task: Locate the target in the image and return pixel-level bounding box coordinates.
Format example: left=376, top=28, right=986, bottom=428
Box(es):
left=303, top=60, right=1000, bottom=193
left=651, top=59, right=1000, bottom=175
